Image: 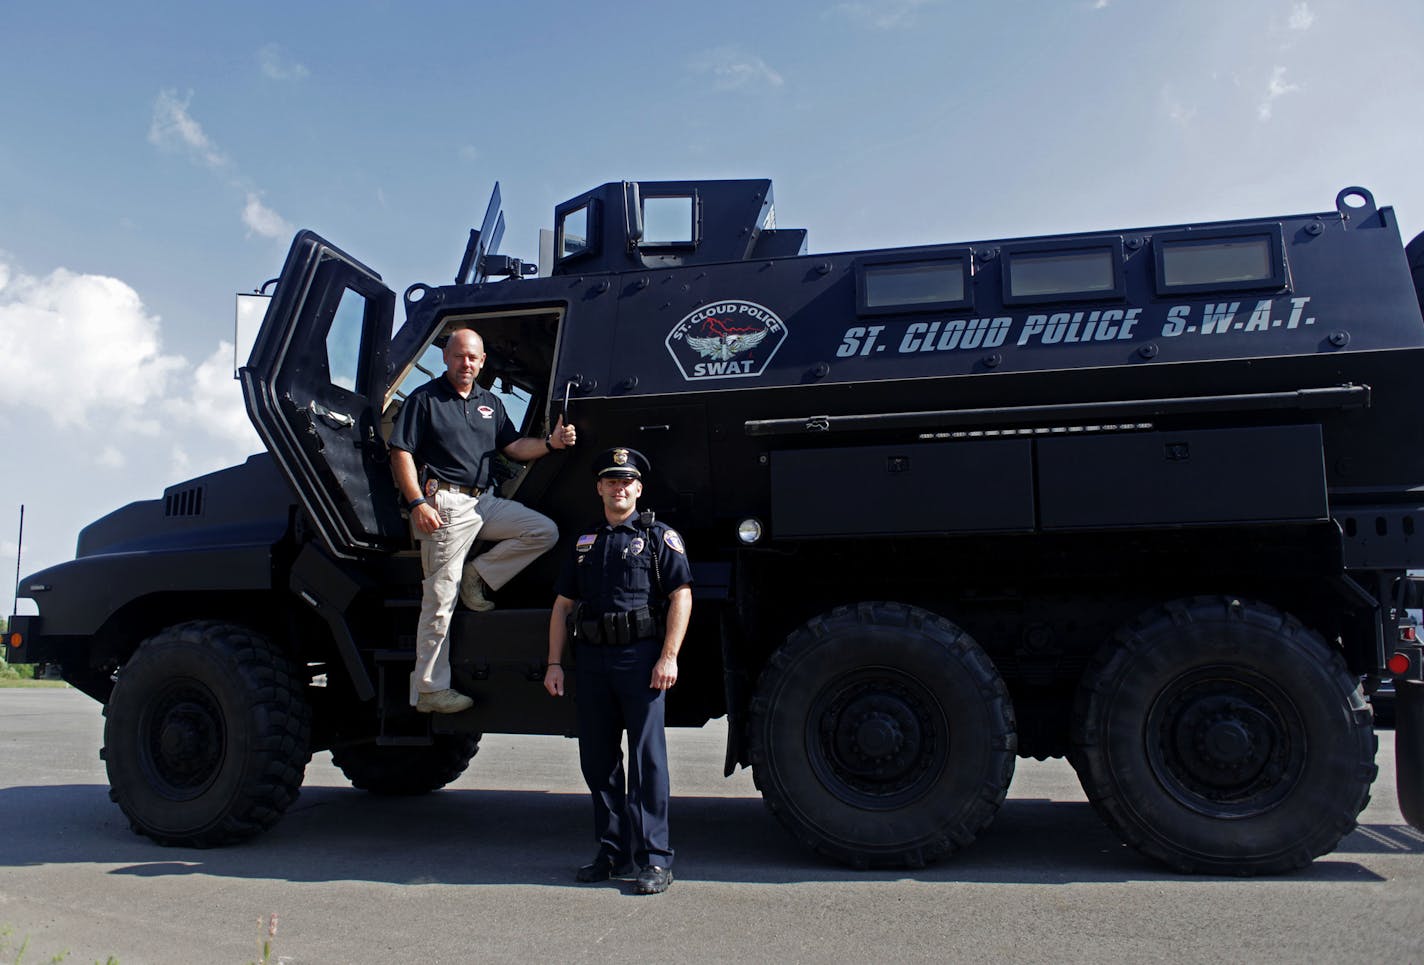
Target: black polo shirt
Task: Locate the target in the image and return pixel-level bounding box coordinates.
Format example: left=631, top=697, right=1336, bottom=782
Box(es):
left=388, top=376, right=521, bottom=489
left=556, top=516, right=693, bottom=614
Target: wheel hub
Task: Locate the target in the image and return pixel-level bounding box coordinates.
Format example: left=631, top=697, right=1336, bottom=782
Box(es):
left=854, top=712, right=904, bottom=760
left=811, top=673, right=946, bottom=808
left=141, top=684, right=225, bottom=798
left=1149, top=671, right=1302, bottom=815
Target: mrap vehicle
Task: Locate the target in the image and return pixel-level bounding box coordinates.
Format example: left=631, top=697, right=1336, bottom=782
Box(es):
left=10, top=179, right=1424, bottom=875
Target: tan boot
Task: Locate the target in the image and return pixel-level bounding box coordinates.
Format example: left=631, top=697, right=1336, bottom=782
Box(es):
left=415, top=688, right=474, bottom=714
left=460, top=564, right=495, bottom=612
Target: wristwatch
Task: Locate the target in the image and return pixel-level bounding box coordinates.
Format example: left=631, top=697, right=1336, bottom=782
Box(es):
left=406, top=496, right=428, bottom=511
left=545, top=435, right=557, bottom=452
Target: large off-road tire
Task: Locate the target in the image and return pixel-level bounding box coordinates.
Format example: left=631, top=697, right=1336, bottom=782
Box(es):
left=1071, top=596, right=1377, bottom=875
left=331, top=734, right=480, bottom=795
left=102, top=621, right=312, bottom=847
left=748, top=602, right=1017, bottom=868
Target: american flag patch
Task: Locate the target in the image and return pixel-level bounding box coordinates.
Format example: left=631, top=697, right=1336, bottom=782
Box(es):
left=576, top=533, right=597, bottom=553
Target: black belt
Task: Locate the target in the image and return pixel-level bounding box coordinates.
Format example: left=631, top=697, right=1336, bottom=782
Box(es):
left=576, top=606, right=658, bottom=645
left=432, top=480, right=486, bottom=497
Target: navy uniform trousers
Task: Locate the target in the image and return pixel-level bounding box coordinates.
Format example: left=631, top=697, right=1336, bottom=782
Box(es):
left=575, top=635, right=672, bottom=869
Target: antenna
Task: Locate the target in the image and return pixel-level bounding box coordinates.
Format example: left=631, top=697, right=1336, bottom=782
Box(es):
left=11, top=504, right=22, bottom=621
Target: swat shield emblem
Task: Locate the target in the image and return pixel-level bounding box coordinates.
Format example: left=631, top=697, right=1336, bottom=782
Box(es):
left=666, top=300, right=788, bottom=381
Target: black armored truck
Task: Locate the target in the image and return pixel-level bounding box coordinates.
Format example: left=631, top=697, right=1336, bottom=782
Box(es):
left=10, top=178, right=1424, bottom=875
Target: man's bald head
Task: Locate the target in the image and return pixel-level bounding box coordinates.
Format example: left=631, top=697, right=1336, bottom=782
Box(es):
left=443, top=328, right=486, bottom=395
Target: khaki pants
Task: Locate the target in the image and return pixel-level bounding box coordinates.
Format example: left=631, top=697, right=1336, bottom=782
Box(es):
left=409, top=489, right=557, bottom=702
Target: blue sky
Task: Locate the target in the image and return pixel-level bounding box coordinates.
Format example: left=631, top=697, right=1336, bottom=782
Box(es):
left=2, top=0, right=1423, bottom=589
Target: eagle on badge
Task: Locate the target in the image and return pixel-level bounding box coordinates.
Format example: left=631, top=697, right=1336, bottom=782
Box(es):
left=686, top=327, right=768, bottom=361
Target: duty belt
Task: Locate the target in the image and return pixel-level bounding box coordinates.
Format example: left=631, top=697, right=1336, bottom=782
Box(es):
left=578, top=606, right=658, bottom=645
left=431, top=480, right=486, bottom=497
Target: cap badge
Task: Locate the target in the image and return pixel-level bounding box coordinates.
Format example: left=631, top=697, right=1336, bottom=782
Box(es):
left=613, top=448, right=629, bottom=466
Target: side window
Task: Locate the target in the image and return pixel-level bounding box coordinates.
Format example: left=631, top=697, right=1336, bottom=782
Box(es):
left=326, top=288, right=366, bottom=391
left=560, top=204, right=591, bottom=260
left=642, top=195, right=694, bottom=245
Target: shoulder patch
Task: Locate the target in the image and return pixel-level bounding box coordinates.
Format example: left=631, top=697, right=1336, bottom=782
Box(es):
left=663, top=529, right=685, bottom=555
left=575, top=533, right=598, bottom=553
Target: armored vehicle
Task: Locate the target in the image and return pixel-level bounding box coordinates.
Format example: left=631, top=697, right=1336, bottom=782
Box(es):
left=10, top=178, right=1424, bottom=875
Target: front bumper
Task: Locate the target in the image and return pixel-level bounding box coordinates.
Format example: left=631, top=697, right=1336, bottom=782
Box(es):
left=3, top=614, right=42, bottom=664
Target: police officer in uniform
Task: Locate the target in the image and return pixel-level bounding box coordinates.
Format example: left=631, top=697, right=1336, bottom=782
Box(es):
left=545, top=447, right=692, bottom=895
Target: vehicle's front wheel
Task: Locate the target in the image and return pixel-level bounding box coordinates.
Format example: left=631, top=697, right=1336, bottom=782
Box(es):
left=748, top=602, right=1016, bottom=868
left=1071, top=596, right=1376, bottom=875
left=103, top=621, right=312, bottom=847
left=332, top=734, right=480, bottom=795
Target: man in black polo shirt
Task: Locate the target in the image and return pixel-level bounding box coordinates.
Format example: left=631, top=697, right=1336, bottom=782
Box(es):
left=390, top=327, right=576, bottom=714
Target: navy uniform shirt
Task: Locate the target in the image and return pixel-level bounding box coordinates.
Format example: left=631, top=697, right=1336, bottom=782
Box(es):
left=388, top=376, right=521, bottom=489
left=556, top=516, right=693, bottom=615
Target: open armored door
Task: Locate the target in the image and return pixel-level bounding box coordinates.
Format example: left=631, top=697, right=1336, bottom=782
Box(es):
left=240, top=230, right=406, bottom=558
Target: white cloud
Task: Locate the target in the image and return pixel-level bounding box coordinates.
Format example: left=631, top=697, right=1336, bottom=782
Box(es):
left=459, top=145, right=480, bottom=162
left=167, top=341, right=263, bottom=452
left=0, top=254, right=259, bottom=447
left=1092, top=0, right=1111, bottom=9
left=690, top=47, right=785, bottom=92
left=258, top=43, right=309, bottom=81
left=1258, top=65, right=1300, bottom=120
left=834, top=0, right=937, bottom=29
left=0, top=255, right=265, bottom=578
left=242, top=192, right=294, bottom=240
left=148, top=89, right=228, bottom=170
left=170, top=445, right=191, bottom=478
left=148, top=91, right=291, bottom=243
left=1288, top=2, right=1315, bottom=31
left=0, top=262, right=186, bottom=427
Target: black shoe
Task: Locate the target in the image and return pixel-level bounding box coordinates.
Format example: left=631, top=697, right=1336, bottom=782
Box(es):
left=575, top=855, right=634, bottom=883
left=634, top=865, right=673, bottom=894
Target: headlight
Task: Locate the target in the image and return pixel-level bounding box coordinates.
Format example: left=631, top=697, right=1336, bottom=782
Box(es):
left=736, top=518, right=763, bottom=544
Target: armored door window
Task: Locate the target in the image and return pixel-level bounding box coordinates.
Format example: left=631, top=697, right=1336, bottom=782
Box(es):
left=326, top=288, right=367, bottom=391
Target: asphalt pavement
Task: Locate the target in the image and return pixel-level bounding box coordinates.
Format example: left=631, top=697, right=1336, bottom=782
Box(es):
left=1, top=688, right=1422, bottom=963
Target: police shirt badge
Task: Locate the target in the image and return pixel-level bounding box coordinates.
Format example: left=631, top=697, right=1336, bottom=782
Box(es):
left=576, top=533, right=597, bottom=554
left=613, top=448, right=629, bottom=466
left=628, top=536, right=645, bottom=557
left=424, top=477, right=438, bottom=497
left=664, top=530, right=686, bottom=554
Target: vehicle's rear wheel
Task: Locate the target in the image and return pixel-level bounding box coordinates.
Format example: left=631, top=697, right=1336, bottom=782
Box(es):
left=748, top=602, right=1016, bottom=868
left=103, top=621, right=312, bottom=847
left=1071, top=596, right=1376, bottom=875
left=332, top=734, right=480, bottom=795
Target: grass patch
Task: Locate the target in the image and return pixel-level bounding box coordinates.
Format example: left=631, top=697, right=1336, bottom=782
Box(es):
left=0, top=677, right=69, bottom=689
left=0, top=662, right=67, bottom=687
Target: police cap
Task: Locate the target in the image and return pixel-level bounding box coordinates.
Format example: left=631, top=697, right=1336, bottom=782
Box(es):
left=594, top=447, right=650, bottom=480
